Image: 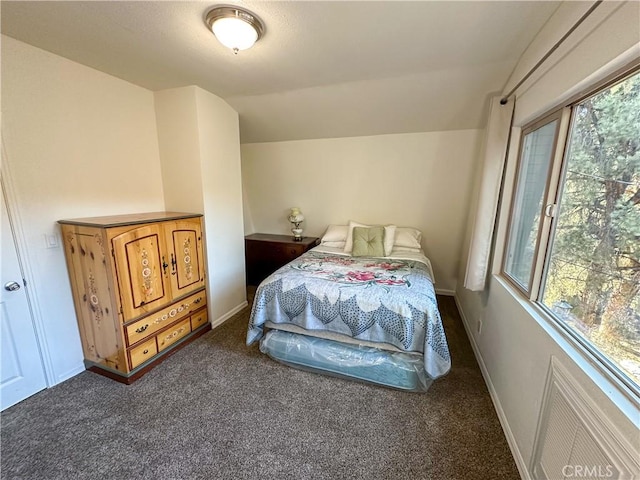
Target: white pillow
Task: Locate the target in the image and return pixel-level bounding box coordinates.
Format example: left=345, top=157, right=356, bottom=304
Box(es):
left=392, top=246, right=422, bottom=253
left=384, top=225, right=397, bottom=256
left=321, top=241, right=346, bottom=249
left=344, top=221, right=396, bottom=256
left=321, top=224, right=349, bottom=244
left=394, top=227, right=422, bottom=249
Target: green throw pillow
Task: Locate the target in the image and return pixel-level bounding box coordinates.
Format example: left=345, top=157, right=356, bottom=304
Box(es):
left=351, top=226, right=385, bottom=257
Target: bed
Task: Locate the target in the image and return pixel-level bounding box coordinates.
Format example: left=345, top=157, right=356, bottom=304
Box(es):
left=246, top=223, right=451, bottom=391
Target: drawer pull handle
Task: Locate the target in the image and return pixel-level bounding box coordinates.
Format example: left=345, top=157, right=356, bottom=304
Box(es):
left=135, top=324, right=149, bottom=333
left=143, top=349, right=149, bottom=355
left=194, top=298, right=202, bottom=304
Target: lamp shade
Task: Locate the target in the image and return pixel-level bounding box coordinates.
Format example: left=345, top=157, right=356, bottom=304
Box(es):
left=205, top=6, right=264, bottom=53
left=288, top=207, right=304, bottom=224
left=211, top=17, right=258, bottom=50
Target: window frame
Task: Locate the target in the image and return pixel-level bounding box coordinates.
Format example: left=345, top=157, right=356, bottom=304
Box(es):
left=501, top=109, right=565, bottom=296
left=500, top=61, right=640, bottom=399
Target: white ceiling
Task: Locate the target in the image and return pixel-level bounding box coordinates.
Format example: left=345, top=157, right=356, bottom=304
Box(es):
left=1, top=1, right=561, bottom=143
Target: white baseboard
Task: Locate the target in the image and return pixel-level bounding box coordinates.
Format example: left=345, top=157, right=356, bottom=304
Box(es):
left=55, top=364, right=86, bottom=386
left=48, top=301, right=249, bottom=386
left=454, top=295, right=530, bottom=480
left=211, top=300, right=249, bottom=330
left=435, top=288, right=455, bottom=296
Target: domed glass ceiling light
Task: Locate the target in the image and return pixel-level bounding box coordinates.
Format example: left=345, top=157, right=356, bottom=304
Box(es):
left=205, top=6, right=265, bottom=54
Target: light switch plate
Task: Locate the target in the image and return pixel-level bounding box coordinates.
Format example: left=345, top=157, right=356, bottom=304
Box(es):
left=44, top=233, right=59, bottom=249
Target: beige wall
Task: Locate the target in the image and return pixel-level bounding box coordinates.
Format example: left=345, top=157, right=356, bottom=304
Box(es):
left=194, top=87, right=247, bottom=323
left=241, top=130, right=482, bottom=293
left=155, top=87, right=204, bottom=214
left=1, top=36, right=165, bottom=382
left=456, top=1, right=640, bottom=476
left=155, top=86, right=247, bottom=326
left=2, top=38, right=248, bottom=385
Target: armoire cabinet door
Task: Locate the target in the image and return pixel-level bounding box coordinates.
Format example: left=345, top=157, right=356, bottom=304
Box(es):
left=111, top=224, right=172, bottom=321
left=164, top=220, right=206, bottom=299
left=62, top=229, right=125, bottom=370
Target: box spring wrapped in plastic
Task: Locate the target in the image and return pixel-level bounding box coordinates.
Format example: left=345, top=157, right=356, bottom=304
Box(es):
left=259, top=329, right=434, bottom=392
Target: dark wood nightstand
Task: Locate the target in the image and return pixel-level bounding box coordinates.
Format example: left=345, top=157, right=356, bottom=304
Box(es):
left=245, top=233, right=320, bottom=286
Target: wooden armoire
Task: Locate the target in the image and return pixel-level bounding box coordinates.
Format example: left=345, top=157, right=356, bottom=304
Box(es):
left=59, top=212, right=210, bottom=383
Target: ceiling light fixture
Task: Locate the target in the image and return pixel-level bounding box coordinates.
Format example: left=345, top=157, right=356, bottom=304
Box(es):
left=205, top=6, right=265, bottom=54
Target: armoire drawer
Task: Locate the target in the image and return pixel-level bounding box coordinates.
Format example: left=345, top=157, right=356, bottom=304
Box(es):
left=129, top=337, right=158, bottom=369
left=125, top=290, right=206, bottom=346
left=190, top=308, right=208, bottom=330
left=157, top=318, right=191, bottom=352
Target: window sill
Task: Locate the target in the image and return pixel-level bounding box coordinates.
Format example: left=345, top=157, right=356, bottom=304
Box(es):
left=494, top=274, right=640, bottom=425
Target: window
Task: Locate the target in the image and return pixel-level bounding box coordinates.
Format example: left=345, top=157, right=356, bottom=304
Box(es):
left=504, top=115, right=560, bottom=292
left=504, top=68, right=640, bottom=392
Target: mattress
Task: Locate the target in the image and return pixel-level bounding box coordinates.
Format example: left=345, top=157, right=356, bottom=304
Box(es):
left=247, top=248, right=451, bottom=380
left=260, top=329, right=434, bottom=392
left=263, top=320, right=404, bottom=353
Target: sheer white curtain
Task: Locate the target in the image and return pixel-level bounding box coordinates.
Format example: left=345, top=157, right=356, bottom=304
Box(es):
left=463, top=97, right=515, bottom=291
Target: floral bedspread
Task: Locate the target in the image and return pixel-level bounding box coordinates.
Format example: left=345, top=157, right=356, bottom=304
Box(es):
left=247, top=251, right=451, bottom=379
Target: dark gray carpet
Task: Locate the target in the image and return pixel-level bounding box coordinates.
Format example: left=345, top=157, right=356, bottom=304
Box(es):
left=1, top=295, right=519, bottom=480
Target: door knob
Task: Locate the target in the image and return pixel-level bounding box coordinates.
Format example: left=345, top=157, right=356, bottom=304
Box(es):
left=4, top=281, right=21, bottom=292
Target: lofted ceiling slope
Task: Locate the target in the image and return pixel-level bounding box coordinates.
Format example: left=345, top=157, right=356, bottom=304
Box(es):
left=1, top=1, right=561, bottom=143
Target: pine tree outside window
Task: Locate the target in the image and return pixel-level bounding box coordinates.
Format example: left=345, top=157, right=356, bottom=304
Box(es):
left=503, top=68, right=640, bottom=393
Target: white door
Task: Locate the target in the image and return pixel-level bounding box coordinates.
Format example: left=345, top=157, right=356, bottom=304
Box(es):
left=1, top=184, right=47, bottom=410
